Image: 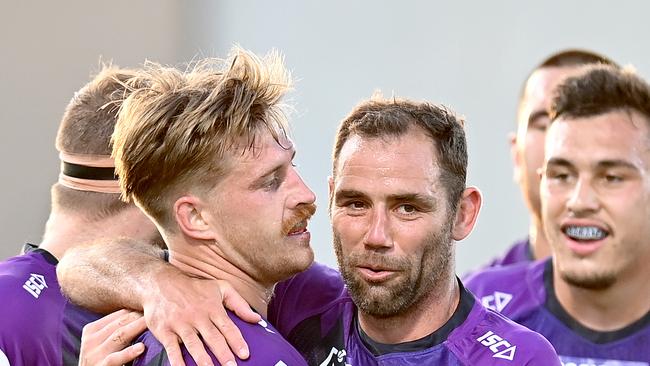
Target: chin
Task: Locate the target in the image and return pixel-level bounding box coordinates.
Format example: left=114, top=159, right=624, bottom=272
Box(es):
left=286, top=248, right=315, bottom=275
left=560, top=269, right=617, bottom=290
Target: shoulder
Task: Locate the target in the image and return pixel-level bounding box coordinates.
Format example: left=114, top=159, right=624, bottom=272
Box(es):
left=493, top=238, right=532, bottom=267
left=464, top=239, right=531, bottom=279
left=275, top=262, right=344, bottom=296
left=448, top=301, right=561, bottom=365
left=134, top=312, right=306, bottom=366
left=464, top=259, right=546, bottom=317
left=0, top=251, right=66, bottom=364
left=0, top=251, right=63, bottom=319
left=269, top=262, right=348, bottom=335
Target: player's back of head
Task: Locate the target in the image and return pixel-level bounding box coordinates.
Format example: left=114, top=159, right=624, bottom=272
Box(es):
left=52, top=67, right=139, bottom=222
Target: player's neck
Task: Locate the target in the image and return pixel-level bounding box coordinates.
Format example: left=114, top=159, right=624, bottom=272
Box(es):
left=357, top=274, right=459, bottom=344
left=168, top=244, right=273, bottom=318
left=528, top=217, right=550, bottom=260
left=554, top=266, right=650, bottom=331
left=39, top=212, right=102, bottom=261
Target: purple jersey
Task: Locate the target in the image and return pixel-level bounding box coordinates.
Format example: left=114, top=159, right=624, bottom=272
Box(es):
left=465, top=259, right=650, bottom=365
left=0, top=244, right=101, bottom=365
left=487, top=238, right=533, bottom=267
left=133, top=311, right=307, bottom=366
left=269, top=262, right=560, bottom=365
left=463, top=238, right=532, bottom=280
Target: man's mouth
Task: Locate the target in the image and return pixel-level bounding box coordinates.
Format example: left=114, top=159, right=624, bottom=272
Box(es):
left=562, top=225, right=609, bottom=241
left=355, top=262, right=401, bottom=283
left=287, top=220, right=308, bottom=235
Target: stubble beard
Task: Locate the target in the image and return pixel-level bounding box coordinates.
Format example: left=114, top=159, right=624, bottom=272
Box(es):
left=559, top=266, right=617, bottom=290
left=241, top=202, right=317, bottom=285
left=333, top=221, right=453, bottom=318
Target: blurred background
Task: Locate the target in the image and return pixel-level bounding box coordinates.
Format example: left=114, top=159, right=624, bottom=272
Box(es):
left=2, top=1, right=649, bottom=274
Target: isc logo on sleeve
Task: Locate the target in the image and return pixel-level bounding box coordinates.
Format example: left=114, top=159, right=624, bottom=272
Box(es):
left=476, top=330, right=517, bottom=361
left=22, top=273, right=48, bottom=299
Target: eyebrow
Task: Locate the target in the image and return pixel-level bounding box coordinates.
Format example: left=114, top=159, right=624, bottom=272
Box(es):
left=388, top=193, right=437, bottom=209
left=334, top=189, right=437, bottom=209
left=334, top=189, right=366, bottom=202
left=595, top=159, right=639, bottom=171
left=546, top=157, right=573, bottom=169
left=528, top=110, right=549, bottom=126
left=546, top=157, right=639, bottom=171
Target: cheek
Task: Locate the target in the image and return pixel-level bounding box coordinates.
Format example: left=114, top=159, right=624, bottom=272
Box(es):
left=393, top=226, right=432, bottom=257
left=332, top=214, right=366, bottom=245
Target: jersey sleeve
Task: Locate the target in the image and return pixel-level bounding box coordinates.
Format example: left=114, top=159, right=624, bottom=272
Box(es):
left=134, top=311, right=308, bottom=366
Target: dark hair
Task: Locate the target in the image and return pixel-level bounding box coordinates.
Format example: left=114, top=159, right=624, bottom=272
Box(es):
left=517, top=49, right=618, bottom=115
left=332, top=97, right=467, bottom=212
left=550, top=64, right=650, bottom=122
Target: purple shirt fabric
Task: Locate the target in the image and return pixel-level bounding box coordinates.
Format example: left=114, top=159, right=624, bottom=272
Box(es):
left=0, top=245, right=101, bottom=366
left=487, top=238, right=533, bottom=268
left=465, top=259, right=650, bottom=365
left=133, top=311, right=307, bottom=366
left=463, top=238, right=532, bottom=280
left=269, top=262, right=560, bottom=365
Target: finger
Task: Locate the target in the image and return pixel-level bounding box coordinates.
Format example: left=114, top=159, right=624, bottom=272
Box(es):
left=90, top=311, right=143, bottom=345
left=222, top=289, right=261, bottom=324
left=84, top=309, right=131, bottom=334
left=197, top=317, right=239, bottom=365
left=208, top=310, right=249, bottom=360
left=160, top=334, right=187, bottom=366
left=101, top=342, right=146, bottom=366
left=103, top=317, right=147, bottom=350
left=179, top=330, right=214, bottom=366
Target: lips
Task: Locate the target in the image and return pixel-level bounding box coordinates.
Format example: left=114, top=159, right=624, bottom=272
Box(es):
left=287, top=220, right=308, bottom=235
left=356, top=264, right=399, bottom=283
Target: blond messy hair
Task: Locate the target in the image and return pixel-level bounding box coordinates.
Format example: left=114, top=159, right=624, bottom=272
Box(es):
left=112, top=47, right=293, bottom=228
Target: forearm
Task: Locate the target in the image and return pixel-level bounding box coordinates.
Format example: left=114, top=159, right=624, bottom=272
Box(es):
left=57, top=237, right=172, bottom=313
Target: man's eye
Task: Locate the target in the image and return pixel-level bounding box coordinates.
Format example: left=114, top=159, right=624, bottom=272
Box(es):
left=264, top=176, right=281, bottom=190
left=552, top=173, right=569, bottom=181
left=396, top=204, right=417, bottom=215
left=604, top=174, right=623, bottom=183
left=546, top=170, right=571, bottom=182
left=348, top=201, right=365, bottom=210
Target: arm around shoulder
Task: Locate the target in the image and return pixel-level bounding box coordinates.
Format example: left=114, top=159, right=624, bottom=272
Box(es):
left=57, top=237, right=168, bottom=313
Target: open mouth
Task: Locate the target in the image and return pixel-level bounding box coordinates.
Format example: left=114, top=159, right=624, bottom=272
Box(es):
left=562, top=225, right=609, bottom=241
left=287, top=220, right=308, bottom=235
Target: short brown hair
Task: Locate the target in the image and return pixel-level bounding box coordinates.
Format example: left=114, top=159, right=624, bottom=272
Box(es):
left=332, top=97, right=467, bottom=212
left=517, top=49, right=618, bottom=117
left=52, top=67, right=138, bottom=221
left=113, top=47, right=293, bottom=228
left=550, top=64, right=650, bottom=122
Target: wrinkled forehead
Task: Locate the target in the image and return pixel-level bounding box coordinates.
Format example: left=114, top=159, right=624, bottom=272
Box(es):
left=335, top=132, right=439, bottom=179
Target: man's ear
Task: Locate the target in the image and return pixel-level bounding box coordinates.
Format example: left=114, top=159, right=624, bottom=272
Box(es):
left=174, top=195, right=214, bottom=240
left=509, top=131, right=522, bottom=184
left=452, top=187, right=482, bottom=241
